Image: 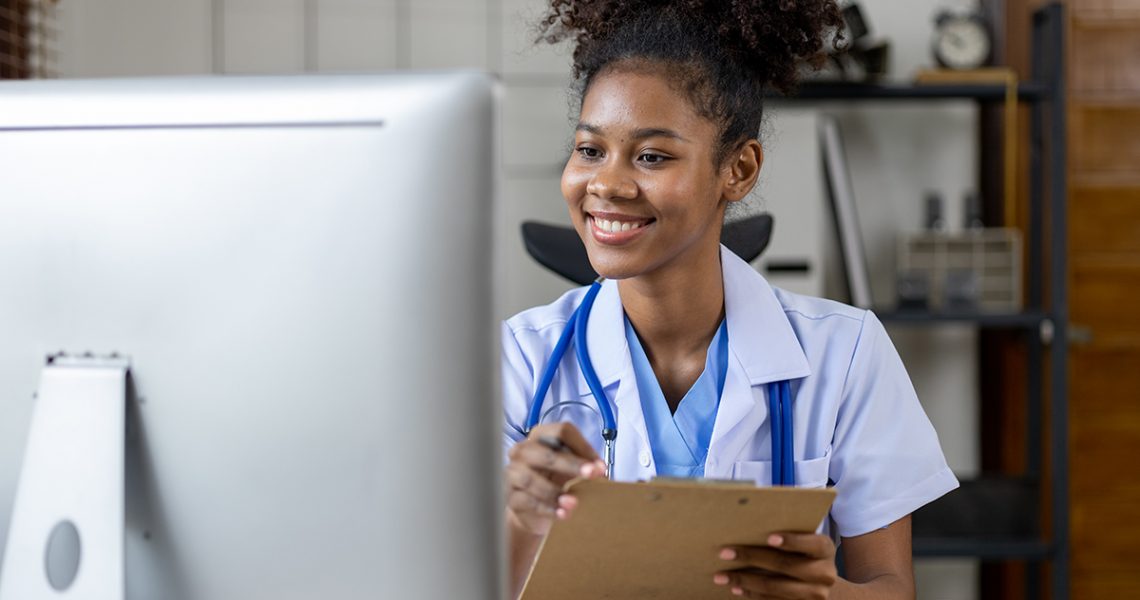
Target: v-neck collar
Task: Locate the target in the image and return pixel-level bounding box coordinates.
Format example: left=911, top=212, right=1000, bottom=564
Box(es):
left=625, top=316, right=728, bottom=476
left=575, top=245, right=811, bottom=396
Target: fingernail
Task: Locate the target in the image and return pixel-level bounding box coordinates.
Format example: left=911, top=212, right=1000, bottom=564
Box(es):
left=732, top=587, right=743, bottom=596
left=768, top=534, right=783, bottom=547
left=719, top=548, right=736, bottom=560
left=579, top=464, right=594, bottom=477
left=713, top=574, right=729, bottom=585
left=558, top=495, right=578, bottom=509
left=556, top=508, right=567, bottom=520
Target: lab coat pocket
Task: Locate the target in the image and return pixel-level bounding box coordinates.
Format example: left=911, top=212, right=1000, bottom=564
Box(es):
left=732, top=455, right=830, bottom=489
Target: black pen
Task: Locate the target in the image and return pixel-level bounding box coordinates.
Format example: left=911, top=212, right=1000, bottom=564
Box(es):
left=537, top=434, right=568, bottom=453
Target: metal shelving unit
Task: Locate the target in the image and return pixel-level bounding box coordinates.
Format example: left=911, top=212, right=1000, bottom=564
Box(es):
left=776, top=4, right=1068, bottom=598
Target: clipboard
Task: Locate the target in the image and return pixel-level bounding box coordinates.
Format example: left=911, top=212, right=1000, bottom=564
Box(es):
left=519, top=478, right=836, bottom=600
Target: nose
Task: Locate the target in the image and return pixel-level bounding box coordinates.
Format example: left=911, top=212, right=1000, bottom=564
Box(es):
left=586, top=162, right=637, bottom=200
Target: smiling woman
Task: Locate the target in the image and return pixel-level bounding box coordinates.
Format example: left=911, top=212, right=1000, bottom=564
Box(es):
left=500, top=2, right=959, bottom=599
left=562, top=71, right=750, bottom=282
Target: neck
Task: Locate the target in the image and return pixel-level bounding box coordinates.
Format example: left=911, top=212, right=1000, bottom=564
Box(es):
left=618, top=242, right=725, bottom=359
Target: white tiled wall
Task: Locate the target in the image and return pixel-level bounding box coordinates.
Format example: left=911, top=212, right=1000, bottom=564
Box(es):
left=53, top=2, right=979, bottom=596
left=314, top=0, right=399, bottom=72
left=222, top=0, right=307, bottom=73
left=409, top=0, right=491, bottom=70
left=498, top=0, right=573, bottom=75
left=56, top=0, right=213, bottom=76
left=500, top=85, right=574, bottom=171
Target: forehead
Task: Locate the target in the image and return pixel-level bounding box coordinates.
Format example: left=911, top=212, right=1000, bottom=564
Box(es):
left=578, top=70, right=716, bottom=138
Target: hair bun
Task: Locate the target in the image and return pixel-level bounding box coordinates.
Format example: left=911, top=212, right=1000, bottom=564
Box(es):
left=540, top=0, right=843, bottom=94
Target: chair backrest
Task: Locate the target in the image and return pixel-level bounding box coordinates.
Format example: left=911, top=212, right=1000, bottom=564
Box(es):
left=521, top=214, right=774, bottom=285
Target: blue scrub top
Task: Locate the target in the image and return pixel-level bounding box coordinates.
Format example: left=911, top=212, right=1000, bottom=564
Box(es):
left=625, top=316, right=729, bottom=478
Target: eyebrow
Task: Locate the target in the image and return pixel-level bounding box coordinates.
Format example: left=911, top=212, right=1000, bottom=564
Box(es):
left=575, top=122, right=690, bottom=143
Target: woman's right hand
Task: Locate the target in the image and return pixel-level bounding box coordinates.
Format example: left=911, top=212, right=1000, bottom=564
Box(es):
left=504, top=422, right=608, bottom=537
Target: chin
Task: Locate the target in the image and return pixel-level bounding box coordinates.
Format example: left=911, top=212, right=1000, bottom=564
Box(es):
left=584, top=248, right=652, bottom=281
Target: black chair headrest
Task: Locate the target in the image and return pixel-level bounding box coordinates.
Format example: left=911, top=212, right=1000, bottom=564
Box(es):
left=521, top=214, right=774, bottom=285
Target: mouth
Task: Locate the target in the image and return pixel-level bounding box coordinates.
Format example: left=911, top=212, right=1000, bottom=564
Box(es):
left=586, top=211, right=655, bottom=246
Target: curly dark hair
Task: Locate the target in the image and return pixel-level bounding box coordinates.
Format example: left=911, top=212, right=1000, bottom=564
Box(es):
left=538, top=0, right=843, bottom=164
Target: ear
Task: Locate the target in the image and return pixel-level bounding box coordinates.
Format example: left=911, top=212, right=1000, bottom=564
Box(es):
left=722, top=140, right=763, bottom=203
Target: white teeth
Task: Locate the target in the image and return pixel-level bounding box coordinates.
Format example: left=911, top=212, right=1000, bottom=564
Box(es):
left=593, top=216, right=646, bottom=234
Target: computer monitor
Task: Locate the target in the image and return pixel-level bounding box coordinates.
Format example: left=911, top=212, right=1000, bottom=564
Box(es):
left=0, top=73, right=501, bottom=599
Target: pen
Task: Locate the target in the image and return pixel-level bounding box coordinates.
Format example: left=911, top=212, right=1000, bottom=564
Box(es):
left=537, top=434, right=608, bottom=479
left=537, top=434, right=568, bottom=453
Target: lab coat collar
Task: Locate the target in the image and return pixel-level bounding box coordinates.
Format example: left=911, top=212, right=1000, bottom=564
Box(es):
left=575, top=245, right=811, bottom=394
left=720, top=246, right=812, bottom=385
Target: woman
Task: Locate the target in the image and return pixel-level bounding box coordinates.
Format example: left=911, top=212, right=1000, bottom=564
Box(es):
left=501, top=1, right=959, bottom=598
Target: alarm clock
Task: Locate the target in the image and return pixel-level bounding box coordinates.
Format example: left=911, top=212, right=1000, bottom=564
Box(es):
left=932, top=10, right=992, bottom=70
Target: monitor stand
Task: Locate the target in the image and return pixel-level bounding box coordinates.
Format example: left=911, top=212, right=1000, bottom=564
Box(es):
left=0, top=354, right=128, bottom=600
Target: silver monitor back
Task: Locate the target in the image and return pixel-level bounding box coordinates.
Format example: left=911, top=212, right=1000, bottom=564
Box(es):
left=0, top=73, right=500, bottom=599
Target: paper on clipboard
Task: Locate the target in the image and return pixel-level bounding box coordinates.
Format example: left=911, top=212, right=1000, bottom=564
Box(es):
left=519, top=478, right=836, bottom=600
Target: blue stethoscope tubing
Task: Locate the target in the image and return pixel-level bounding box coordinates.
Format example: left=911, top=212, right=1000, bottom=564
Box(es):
left=523, top=278, right=795, bottom=486
left=525, top=280, right=617, bottom=474
left=769, top=380, right=795, bottom=486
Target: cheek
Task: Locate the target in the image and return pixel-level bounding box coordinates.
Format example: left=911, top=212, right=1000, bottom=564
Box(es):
left=560, top=166, right=588, bottom=207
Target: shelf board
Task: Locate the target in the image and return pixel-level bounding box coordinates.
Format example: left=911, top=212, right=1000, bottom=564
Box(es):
left=1072, top=11, right=1140, bottom=28
left=876, top=310, right=1047, bottom=328
left=1072, top=170, right=1140, bottom=188
left=772, top=81, right=1049, bottom=102
left=913, top=538, right=1052, bottom=560
left=498, top=76, right=1052, bottom=102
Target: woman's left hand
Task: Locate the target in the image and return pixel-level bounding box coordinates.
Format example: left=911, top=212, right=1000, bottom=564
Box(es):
left=712, top=532, right=838, bottom=599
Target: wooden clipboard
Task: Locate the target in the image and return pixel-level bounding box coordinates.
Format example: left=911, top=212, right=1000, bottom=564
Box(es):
left=520, top=478, right=836, bottom=600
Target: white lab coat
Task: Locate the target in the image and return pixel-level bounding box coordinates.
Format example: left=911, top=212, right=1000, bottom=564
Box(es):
left=501, top=246, right=958, bottom=538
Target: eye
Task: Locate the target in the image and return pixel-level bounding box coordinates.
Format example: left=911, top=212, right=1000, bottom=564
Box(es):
left=638, top=152, right=670, bottom=165
left=576, top=146, right=602, bottom=160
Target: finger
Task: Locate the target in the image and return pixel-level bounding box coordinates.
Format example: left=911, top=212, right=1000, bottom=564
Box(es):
left=767, top=533, right=835, bottom=560
left=529, top=422, right=600, bottom=462
left=718, top=546, right=835, bottom=585
left=718, top=570, right=824, bottom=599
left=512, top=439, right=593, bottom=479
left=505, top=463, right=561, bottom=503
left=555, top=494, right=580, bottom=520
left=507, top=488, right=556, bottom=517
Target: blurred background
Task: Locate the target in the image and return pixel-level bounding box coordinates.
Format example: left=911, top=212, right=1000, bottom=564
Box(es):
left=1, top=0, right=1136, bottom=598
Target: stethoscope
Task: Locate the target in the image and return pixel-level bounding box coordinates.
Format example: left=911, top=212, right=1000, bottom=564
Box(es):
left=523, top=278, right=797, bottom=487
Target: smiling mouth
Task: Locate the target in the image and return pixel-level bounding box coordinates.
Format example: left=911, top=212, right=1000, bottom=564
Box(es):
left=586, top=213, right=655, bottom=245
left=587, top=213, right=655, bottom=233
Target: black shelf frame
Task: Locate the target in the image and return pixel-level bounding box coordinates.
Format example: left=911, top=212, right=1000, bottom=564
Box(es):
left=772, top=4, right=1068, bottom=598
left=876, top=310, right=1048, bottom=329
left=913, top=539, right=1052, bottom=560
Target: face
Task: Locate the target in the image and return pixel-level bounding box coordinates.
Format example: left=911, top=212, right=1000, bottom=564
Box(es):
left=561, top=69, right=761, bottom=281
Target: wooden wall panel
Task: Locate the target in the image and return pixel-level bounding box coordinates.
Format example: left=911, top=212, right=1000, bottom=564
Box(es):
left=1069, top=408, right=1140, bottom=574
left=1071, top=106, right=1140, bottom=174
left=993, top=1, right=1140, bottom=599
left=1071, top=187, right=1140, bottom=254
left=1070, top=262, right=1140, bottom=337
left=0, top=0, right=30, bottom=79
left=1069, top=349, right=1140, bottom=414
left=1071, top=24, right=1140, bottom=93
left=1073, top=577, right=1140, bottom=599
